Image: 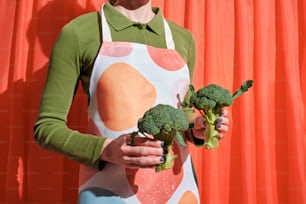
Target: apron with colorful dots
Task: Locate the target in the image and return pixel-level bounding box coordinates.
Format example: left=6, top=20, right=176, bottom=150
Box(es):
left=78, top=4, right=200, bottom=204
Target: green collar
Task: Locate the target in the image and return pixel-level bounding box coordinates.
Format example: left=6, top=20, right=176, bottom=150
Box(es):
left=103, top=2, right=164, bottom=35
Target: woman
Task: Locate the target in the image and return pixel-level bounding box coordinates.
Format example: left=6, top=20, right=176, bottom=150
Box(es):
left=34, top=0, right=229, bottom=203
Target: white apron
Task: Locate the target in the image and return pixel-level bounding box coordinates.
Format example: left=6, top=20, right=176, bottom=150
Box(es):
left=78, top=4, right=200, bottom=204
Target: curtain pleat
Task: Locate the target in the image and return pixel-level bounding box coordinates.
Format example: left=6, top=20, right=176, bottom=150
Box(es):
left=253, top=1, right=278, bottom=203
left=0, top=0, right=305, bottom=203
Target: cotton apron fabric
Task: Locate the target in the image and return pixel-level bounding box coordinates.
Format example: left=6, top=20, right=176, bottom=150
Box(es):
left=78, top=4, right=200, bottom=204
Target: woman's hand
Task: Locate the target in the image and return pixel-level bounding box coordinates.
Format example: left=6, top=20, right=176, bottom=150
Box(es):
left=192, top=109, right=230, bottom=140
left=101, top=134, right=165, bottom=169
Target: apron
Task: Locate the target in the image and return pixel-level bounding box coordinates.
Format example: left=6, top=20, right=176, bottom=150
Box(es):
left=79, top=4, right=200, bottom=204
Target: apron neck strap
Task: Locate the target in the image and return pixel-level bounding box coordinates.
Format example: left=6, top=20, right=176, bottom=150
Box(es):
left=100, top=4, right=175, bottom=49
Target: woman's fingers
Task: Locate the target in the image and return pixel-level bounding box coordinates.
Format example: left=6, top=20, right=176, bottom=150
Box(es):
left=124, top=135, right=165, bottom=168
left=123, top=155, right=164, bottom=168
left=216, top=117, right=229, bottom=133
left=220, top=109, right=228, bottom=116
left=216, top=109, right=230, bottom=133
left=101, top=134, right=165, bottom=169
left=123, top=142, right=164, bottom=157
left=217, top=133, right=225, bottom=140
left=131, top=135, right=164, bottom=148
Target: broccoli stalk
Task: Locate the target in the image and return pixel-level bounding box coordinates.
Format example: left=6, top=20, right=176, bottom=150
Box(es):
left=186, top=80, right=254, bottom=149
left=154, top=129, right=178, bottom=172
left=232, top=80, right=254, bottom=100
left=131, top=104, right=189, bottom=172
left=203, top=109, right=220, bottom=149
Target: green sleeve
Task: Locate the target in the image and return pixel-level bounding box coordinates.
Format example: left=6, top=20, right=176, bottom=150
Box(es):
left=34, top=22, right=106, bottom=170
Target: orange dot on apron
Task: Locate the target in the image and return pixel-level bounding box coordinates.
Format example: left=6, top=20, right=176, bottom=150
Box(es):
left=125, top=142, right=184, bottom=204
left=100, top=42, right=133, bottom=57
left=147, top=45, right=186, bottom=71
left=97, top=62, right=157, bottom=131
left=178, top=191, right=198, bottom=204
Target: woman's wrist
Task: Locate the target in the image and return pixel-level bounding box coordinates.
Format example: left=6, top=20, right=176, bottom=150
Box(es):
left=100, top=138, right=112, bottom=161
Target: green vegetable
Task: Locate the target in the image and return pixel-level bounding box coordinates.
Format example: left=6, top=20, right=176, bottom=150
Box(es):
left=185, top=80, right=254, bottom=149
left=131, top=104, right=189, bottom=172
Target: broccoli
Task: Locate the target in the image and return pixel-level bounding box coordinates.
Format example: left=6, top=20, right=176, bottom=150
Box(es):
left=185, top=80, right=254, bottom=149
left=131, top=104, right=189, bottom=172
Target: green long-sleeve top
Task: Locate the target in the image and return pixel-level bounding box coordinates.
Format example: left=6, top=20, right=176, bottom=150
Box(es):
left=34, top=2, right=197, bottom=170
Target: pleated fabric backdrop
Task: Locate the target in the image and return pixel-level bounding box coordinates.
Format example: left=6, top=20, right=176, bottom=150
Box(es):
left=0, top=0, right=305, bottom=203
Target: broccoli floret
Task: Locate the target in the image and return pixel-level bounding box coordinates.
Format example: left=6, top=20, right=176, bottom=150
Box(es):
left=190, top=84, right=233, bottom=115
left=132, top=104, right=189, bottom=172
left=186, top=80, right=254, bottom=149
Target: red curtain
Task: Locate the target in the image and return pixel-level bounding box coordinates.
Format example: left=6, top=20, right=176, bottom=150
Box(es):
left=0, top=0, right=305, bottom=203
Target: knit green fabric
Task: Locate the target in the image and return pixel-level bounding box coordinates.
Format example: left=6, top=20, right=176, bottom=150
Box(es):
left=34, top=2, right=197, bottom=170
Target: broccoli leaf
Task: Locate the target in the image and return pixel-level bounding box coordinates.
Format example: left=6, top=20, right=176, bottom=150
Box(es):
left=176, top=132, right=187, bottom=147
